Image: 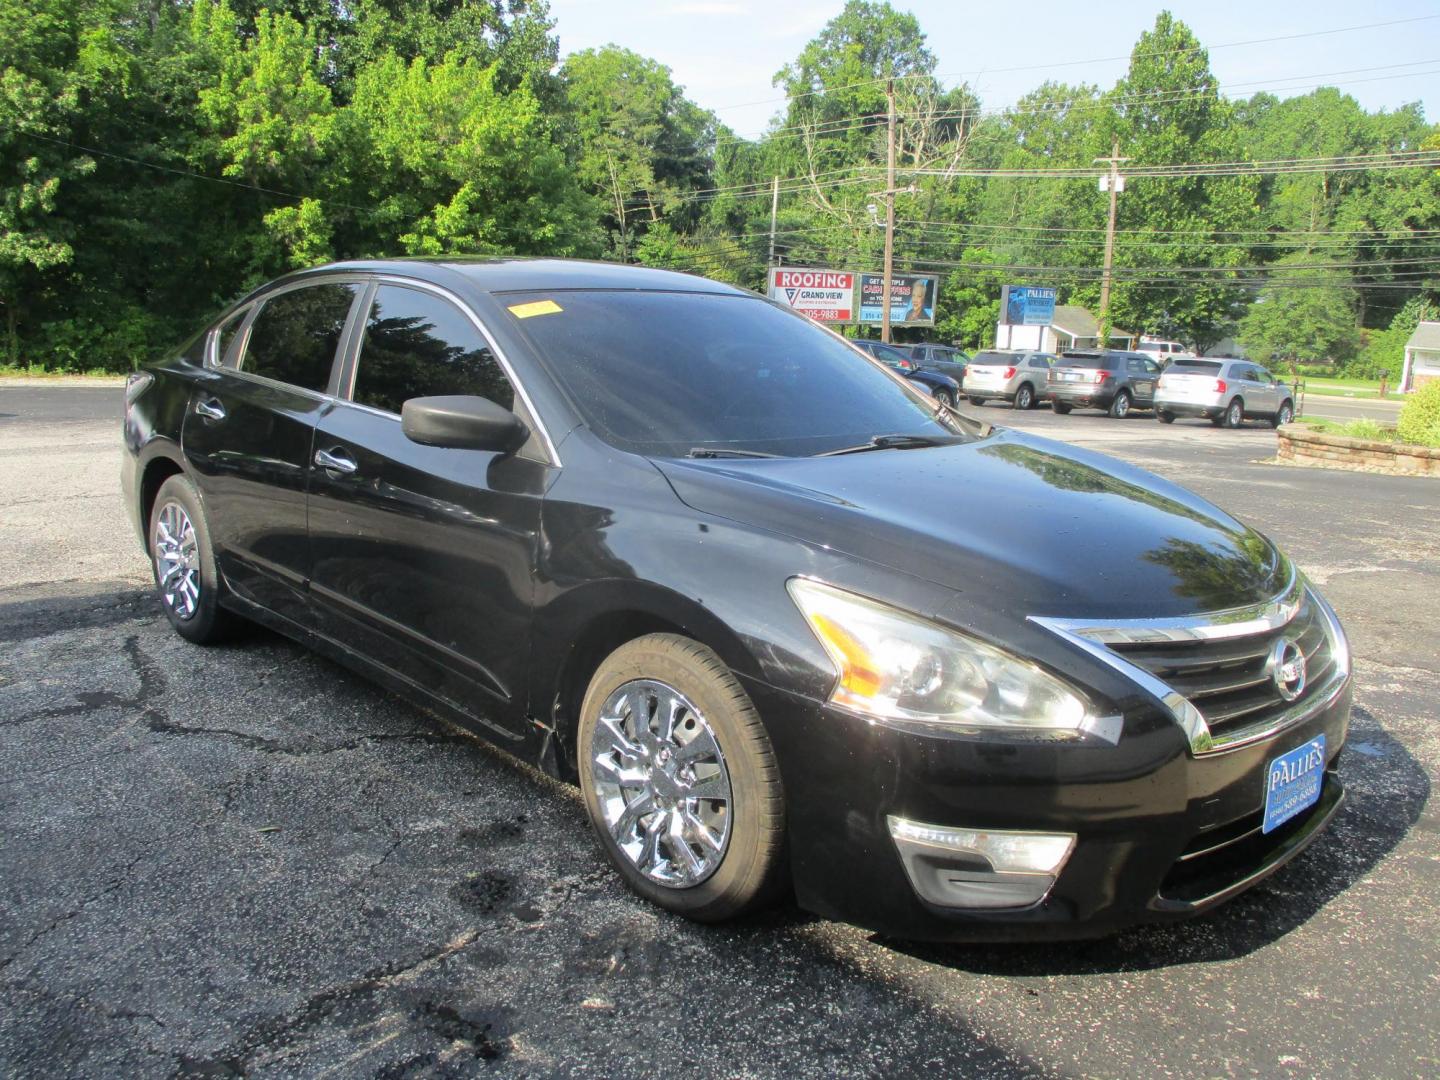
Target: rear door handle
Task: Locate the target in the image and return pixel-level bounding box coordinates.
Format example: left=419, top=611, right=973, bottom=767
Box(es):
left=195, top=397, right=226, bottom=421
left=314, top=447, right=358, bottom=474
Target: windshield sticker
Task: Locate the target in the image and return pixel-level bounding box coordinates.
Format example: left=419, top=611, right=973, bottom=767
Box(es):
left=508, top=299, right=563, bottom=319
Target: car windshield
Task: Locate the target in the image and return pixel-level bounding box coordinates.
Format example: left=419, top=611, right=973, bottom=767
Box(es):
left=502, top=290, right=974, bottom=457
left=1168, top=360, right=1223, bottom=374
left=1058, top=353, right=1108, bottom=368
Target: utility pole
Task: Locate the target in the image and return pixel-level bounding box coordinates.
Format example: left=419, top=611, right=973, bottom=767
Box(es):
left=1095, top=138, right=1129, bottom=344
left=767, top=175, right=780, bottom=268
left=881, top=80, right=897, bottom=343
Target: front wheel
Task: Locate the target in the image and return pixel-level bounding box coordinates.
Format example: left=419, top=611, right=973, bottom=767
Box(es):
left=1272, top=400, right=1294, bottom=428
left=1013, top=383, right=1035, bottom=410
left=149, top=474, right=239, bottom=644
left=1051, top=401, right=1072, bottom=415
left=578, top=634, right=786, bottom=922
left=1108, top=390, right=1132, bottom=419
left=1157, top=410, right=1175, bottom=424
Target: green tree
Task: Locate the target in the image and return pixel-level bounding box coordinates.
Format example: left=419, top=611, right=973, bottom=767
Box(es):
left=1238, top=254, right=1359, bottom=365
left=561, top=46, right=716, bottom=260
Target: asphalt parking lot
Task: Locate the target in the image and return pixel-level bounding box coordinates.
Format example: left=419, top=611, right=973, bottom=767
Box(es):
left=2, top=386, right=1437, bottom=1078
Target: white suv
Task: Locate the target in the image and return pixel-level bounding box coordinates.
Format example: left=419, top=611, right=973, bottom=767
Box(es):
left=1154, top=359, right=1295, bottom=428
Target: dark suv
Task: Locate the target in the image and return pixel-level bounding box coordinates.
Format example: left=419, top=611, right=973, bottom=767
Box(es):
left=1047, top=350, right=1164, bottom=418
left=908, top=344, right=970, bottom=387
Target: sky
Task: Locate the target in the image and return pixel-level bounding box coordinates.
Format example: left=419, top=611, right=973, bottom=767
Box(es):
left=547, top=0, right=1440, bottom=138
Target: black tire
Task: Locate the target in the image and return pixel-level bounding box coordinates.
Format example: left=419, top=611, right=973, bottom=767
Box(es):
left=1222, top=398, right=1244, bottom=428
left=1051, top=401, right=1072, bottom=415
left=577, top=634, right=786, bottom=922
left=1271, top=400, right=1294, bottom=428
left=1107, top=390, right=1132, bottom=419
left=968, top=396, right=986, bottom=407
left=1013, top=383, right=1035, bottom=410
left=1157, top=411, right=1175, bottom=424
left=933, top=387, right=956, bottom=409
left=148, top=474, right=240, bottom=644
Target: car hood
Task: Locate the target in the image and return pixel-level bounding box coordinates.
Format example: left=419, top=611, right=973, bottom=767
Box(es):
left=653, top=428, right=1286, bottom=623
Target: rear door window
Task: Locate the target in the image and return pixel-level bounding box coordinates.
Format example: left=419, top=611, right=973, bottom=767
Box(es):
left=351, top=285, right=515, bottom=415
left=242, top=284, right=360, bottom=393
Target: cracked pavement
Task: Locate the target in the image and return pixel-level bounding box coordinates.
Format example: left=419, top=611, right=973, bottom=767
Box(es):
left=1, top=387, right=1437, bottom=1078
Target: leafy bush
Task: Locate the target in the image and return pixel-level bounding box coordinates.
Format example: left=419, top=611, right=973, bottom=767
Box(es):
left=1397, top=380, right=1440, bottom=448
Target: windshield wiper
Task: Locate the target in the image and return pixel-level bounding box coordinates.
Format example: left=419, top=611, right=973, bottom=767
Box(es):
left=817, top=433, right=949, bottom=457
left=685, top=447, right=782, bottom=459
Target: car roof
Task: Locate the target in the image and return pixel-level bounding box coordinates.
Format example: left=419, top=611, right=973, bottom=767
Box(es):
left=259, top=257, right=751, bottom=298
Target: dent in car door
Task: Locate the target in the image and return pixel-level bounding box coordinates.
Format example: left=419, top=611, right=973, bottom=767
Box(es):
left=182, top=281, right=363, bottom=619
left=305, top=283, right=552, bottom=740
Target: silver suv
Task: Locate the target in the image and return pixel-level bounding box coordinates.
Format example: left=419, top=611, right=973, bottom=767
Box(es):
left=1154, top=359, right=1295, bottom=428
left=964, top=350, right=1055, bottom=410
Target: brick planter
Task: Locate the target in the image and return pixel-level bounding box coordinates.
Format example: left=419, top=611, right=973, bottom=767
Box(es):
left=1277, top=424, right=1440, bottom=477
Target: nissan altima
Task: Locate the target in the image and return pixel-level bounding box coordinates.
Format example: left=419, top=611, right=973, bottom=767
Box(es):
left=121, top=259, right=1351, bottom=939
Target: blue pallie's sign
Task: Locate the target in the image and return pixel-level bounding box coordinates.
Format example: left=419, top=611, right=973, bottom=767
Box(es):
left=1001, top=285, right=1057, bottom=326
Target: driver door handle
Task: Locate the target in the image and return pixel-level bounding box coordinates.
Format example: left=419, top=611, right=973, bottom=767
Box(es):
left=314, top=447, right=358, bottom=474
left=195, top=397, right=226, bottom=421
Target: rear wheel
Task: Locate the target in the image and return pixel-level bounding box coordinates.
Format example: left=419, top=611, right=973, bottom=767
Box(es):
left=1157, top=410, right=1175, bottom=424
left=1272, top=400, right=1294, bottom=428
left=149, top=474, right=239, bottom=644
left=1051, top=401, right=1072, bottom=415
left=932, top=387, right=956, bottom=409
left=1108, top=390, right=1132, bottom=419
left=578, top=634, right=786, bottom=922
left=1013, top=383, right=1035, bottom=410
left=1222, top=398, right=1244, bottom=428
left=968, top=396, right=985, bottom=407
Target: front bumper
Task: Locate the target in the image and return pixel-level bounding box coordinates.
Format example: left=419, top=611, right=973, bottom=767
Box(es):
left=742, top=674, right=1351, bottom=941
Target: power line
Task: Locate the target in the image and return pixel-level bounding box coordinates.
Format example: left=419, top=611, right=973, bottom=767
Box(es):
left=703, top=15, right=1440, bottom=115
left=12, top=129, right=372, bottom=214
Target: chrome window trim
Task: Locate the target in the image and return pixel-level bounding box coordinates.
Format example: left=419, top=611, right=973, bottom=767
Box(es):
left=369, top=275, right=561, bottom=467
left=1030, top=569, right=1350, bottom=756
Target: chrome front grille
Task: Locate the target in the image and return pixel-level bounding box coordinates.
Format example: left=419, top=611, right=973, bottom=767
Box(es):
left=1106, top=593, right=1335, bottom=742
left=1031, top=569, right=1351, bottom=754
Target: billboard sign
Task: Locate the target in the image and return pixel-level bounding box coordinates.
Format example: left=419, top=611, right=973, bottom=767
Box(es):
left=1001, top=285, right=1057, bottom=326
left=767, top=268, right=856, bottom=322
left=857, top=272, right=939, bottom=326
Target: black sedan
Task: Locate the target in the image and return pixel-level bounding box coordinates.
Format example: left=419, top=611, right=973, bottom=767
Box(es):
left=122, top=259, right=1351, bottom=940
left=850, top=339, right=960, bottom=407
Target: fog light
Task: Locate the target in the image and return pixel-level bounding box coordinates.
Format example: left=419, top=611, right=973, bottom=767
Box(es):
left=887, top=816, right=1076, bottom=910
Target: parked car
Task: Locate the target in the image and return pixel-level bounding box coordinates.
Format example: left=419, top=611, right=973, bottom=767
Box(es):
left=1137, top=337, right=1196, bottom=364
left=963, top=350, right=1055, bottom=409
left=1155, top=358, right=1296, bottom=428
left=123, top=258, right=1351, bottom=941
left=908, top=343, right=970, bottom=386
left=852, top=339, right=960, bottom=407
left=1047, top=350, right=1163, bottom=418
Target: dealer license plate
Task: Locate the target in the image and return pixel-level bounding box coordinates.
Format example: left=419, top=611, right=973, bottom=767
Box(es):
left=1262, top=734, right=1326, bottom=834
left=1061, top=371, right=1081, bottom=381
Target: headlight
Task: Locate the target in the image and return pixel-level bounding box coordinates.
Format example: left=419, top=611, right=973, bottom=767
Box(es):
left=787, top=578, right=1094, bottom=734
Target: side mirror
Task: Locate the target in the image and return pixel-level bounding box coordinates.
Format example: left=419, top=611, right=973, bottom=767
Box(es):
left=401, top=395, right=529, bottom=453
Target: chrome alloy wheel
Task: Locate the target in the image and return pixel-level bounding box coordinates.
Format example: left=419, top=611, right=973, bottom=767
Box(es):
left=152, top=501, right=200, bottom=620
left=590, top=679, right=733, bottom=887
